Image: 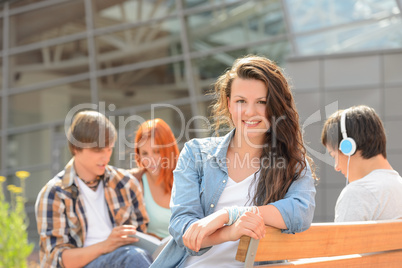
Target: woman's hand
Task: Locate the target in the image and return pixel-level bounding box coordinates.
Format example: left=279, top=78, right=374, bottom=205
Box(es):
left=226, top=211, right=266, bottom=241
left=100, top=225, right=139, bottom=254
left=182, top=209, right=228, bottom=252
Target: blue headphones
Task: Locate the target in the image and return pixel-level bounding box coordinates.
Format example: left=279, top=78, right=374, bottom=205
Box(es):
left=339, top=109, right=357, bottom=156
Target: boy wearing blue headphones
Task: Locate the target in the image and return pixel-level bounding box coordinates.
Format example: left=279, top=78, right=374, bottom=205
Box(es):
left=321, top=105, right=402, bottom=222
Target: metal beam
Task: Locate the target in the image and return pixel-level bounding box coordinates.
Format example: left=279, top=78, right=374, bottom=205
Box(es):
left=84, top=0, right=99, bottom=104
left=1, top=0, right=246, bottom=58
left=281, top=0, right=298, bottom=55
left=176, top=0, right=202, bottom=134
left=5, top=94, right=213, bottom=136
left=396, top=0, right=402, bottom=19
left=7, top=0, right=70, bottom=16
left=7, top=32, right=289, bottom=96
left=1, top=2, right=9, bottom=176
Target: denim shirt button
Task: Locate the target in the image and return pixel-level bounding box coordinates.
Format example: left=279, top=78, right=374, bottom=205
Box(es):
left=210, top=204, right=215, bottom=208
left=223, top=180, right=226, bottom=183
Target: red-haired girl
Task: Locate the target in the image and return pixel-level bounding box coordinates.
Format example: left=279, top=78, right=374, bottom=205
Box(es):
left=134, top=118, right=179, bottom=239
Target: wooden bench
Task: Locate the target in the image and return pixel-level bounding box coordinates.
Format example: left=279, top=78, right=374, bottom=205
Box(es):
left=236, top=219, right=402, bottom=267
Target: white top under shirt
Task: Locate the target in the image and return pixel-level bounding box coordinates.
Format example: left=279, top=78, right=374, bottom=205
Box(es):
left=184, top=171, right=258, bottom=268
left=77, top=179, right=113, bottom=247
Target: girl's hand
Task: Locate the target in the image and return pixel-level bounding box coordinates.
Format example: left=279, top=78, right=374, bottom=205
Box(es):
left=227, top=211, right=266, bottom=241
left=182, top=209, right=228, bottom=252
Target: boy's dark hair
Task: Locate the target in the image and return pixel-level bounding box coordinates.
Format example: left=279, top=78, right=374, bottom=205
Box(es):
left=67, top=110, right=117, bottom=155
left=321, top=105, right=386, bottom=159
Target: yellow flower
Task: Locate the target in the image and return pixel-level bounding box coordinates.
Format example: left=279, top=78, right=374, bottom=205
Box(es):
left=16, top=171, right=30, bottom=180
left=12, top=187, right=23, bottom=194
left=0, top=176, right=5, bottom=183
left=7, top=185, right=16, bottom=192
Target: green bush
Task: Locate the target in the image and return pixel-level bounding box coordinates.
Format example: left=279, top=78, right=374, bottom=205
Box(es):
left=0, top=171, right=34, bottom=268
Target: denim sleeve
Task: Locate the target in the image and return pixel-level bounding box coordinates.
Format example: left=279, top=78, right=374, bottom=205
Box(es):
left=168, top=141, right=211, bottom=256
left=270, top=162, right=316, bottom=234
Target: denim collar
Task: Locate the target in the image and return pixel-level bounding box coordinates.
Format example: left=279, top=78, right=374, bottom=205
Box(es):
left=213, top=128, right=235, bottom=160
left=198, top=128, right=235, bottom=171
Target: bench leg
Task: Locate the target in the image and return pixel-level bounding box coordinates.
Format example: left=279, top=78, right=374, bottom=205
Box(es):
left=244, top=238, right=260, bottom=268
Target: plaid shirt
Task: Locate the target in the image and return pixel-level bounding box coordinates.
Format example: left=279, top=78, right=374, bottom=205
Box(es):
left=35, top=158, right=149, bottom=268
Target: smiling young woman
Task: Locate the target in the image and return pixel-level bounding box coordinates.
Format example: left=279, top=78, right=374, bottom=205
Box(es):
left=151, top=55, right=317, bottom=268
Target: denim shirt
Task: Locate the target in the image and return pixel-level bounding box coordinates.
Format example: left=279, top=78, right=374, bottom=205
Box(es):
left=151, top=129, right=316, bottom=268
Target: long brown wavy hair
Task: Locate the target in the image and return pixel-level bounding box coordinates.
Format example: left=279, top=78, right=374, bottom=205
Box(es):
left=211, top=55, right=315, bottom=205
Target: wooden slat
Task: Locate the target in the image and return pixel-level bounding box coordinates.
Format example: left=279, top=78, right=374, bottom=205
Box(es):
left=236, top=236, right=252, bottom=262
left=236, top=220, right=402, bottom=263
left=258, top=249, right=402, bottom=268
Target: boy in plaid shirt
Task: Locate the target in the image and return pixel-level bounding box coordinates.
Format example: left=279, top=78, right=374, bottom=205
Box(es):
left=35, top=110, right=151, bottom=267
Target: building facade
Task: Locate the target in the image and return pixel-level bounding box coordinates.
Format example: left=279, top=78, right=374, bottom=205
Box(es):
left=1, top=0, right=401, bottom=245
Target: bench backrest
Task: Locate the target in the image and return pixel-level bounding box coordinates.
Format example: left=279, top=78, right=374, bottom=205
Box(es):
left=236, top=219, right=402, bottom=267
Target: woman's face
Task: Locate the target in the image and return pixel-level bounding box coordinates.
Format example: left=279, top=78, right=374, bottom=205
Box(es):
left=227, top=78, right=270, bottom=145
left=138, top=138, right=161, bottom=177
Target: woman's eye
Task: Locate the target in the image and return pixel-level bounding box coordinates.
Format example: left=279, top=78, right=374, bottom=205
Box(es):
left=236, top=100, right=245, bottom=103
left=258, top=101, right=267, bottom=104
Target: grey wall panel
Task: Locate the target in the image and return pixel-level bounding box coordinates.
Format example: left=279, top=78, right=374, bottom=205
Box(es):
left=325, top=88, right=382, bottom=113
left=384, top=53, right=402, bottom=85
left=294, top=91, right=321, bottom=120
left=289, top=50, right=402, bottom=222
left=324, top=56, right=381, bottom=89
left=385, top=87, right=402, bottom=117
left=285, top=60, right=321, bottom=91
left=388, top=152, right=402, bottom=175
left=385, top=119, right=402, bottom=152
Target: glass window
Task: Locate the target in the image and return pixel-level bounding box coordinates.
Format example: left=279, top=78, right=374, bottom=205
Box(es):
left=0, top=97, right=2, bottom=130
left=187, top=0, right=285, bottom=52
left=10, top=0, right=86, bottom=48
left=8, top=80, right=91, bottom=128
left=95, top=18, right=182, bottom=70
left=10, top=0, right=46, bottom=9
left=285, top=0, right=399, bottom=33
left=184, top=0, right=238, bottom=9
left=191, top=39, right=291, bottom=85
left=295, top=17, right=402, bottom=55
left=113, top=103, right=194, bottom=168
left=193, top=99, right=215, bottom=138
left=51, top=126, right=71, bottom=175
left=0, top=137, right=2, bottom=170
left=94, top=0, right=176, bottom=28
left=9, top=39, right=90, bottom=88
left=0, top=57, right=3, bottom=92
left=112, top=112, right=144, bottom=169
left=98, top=61, right=189, bottom=110
left=192, top=54, right=233, bottom=85
left=8, top=129, right=51, bottom=170
left=135, top=103, right=199, bottom=145
left=0, top=19, right=3, bottom=51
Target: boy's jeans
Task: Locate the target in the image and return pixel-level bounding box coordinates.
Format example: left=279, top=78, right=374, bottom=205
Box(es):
left=85, top=245, right=152, bottom=268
